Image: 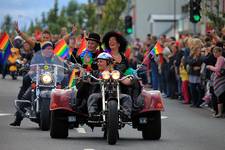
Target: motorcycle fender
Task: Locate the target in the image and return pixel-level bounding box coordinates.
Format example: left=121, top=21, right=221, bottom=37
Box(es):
left=139, top=90, right=165, bottom=113
left=40, top=90, right=52, bottom=98
left=50, top=89, right=75, bottom=112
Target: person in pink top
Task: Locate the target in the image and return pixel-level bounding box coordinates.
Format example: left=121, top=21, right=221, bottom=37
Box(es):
left=207, top=46, right=225, bottom=118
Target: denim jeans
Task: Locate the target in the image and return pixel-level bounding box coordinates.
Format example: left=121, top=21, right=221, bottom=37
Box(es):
left=150, top=61, right=158, bottom=90
left=189, top=83, right=202, bottom=106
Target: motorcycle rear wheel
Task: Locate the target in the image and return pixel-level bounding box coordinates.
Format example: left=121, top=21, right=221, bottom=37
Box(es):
left=142, top=111, right=161, bottom=140
left=50, top=110, right=68, bottom=138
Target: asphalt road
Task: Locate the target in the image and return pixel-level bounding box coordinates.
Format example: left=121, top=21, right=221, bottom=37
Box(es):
left=0, top=76, right=225, bottom=150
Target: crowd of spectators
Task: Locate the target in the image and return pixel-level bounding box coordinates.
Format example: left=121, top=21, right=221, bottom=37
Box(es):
left=127, top=28, right=225, bottom=118
left=1, top=25, right=225, bottom=118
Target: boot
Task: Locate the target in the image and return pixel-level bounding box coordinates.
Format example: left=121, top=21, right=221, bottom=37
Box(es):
left=9, top=119, right=21, bottom=126
left=9, top=111, right=23, bottom=126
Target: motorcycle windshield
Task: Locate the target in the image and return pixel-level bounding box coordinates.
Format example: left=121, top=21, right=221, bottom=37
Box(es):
left=29, top=49, right=66, bottom=82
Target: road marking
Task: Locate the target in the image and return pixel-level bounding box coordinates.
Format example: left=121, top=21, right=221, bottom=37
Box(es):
left=76, top=128, right=86, bottom=134
left=0, top=113, right=13, bottom=116
left=84, top=149, right=95, bottom=150
left=161, top=115, right=168, bottom=119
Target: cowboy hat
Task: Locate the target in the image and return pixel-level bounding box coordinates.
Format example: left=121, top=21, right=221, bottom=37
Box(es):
left=85, top=32, right=101, bottom=44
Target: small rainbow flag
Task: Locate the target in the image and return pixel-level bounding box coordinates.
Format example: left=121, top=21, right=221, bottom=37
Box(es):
left=54, top=39, right=69, bottom=59
left=77, top=37, right=87, bottom=56
left=68, top=69, right=79, bottom=88
left=150, top=42, right=163, bottom=56
left=0, top=32, right=12, bottom=64
left=124, top=45, right=131, bottom=59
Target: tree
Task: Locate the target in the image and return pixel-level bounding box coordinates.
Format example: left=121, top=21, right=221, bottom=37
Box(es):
left=46, top=0, right=60, bottom=33
left=41, top=12, right=47, bottom=29
left=1, top=15, right=13, bottom=34
left=99, top=0, right=127, bottom=34
left=66, top=0, right=79, bottom=25
left=28, top=21, right=35, bottom=35
left=204, top=0, right=225, bottom=33
left=82, top=3, right=97, bottom=31
left=57, top=7, right=68, bottom=28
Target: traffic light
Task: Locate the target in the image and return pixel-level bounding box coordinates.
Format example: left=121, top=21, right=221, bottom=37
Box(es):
left=125, top=15, right=133, bottom=34
left=190, top=0, right=201, bottom=23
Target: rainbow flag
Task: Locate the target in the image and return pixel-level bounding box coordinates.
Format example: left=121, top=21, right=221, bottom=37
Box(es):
left=53, top=39, right=69, bottom=59
left=124, top=45, right=131, bottom=59
left=0, top=32, right=12, bottom=65
left=150, top=42, right=163, bottom=56
left=68, top=69, right=79, bottom=88
left=77, top=37, right=87, bottom=56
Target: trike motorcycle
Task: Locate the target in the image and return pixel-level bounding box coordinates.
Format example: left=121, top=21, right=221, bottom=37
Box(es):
left=50, top=69, right=164, bottom=144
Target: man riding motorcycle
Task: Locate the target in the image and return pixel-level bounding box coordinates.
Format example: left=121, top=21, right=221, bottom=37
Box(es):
left=10, top=41, right=55, bottom=126
left=87, top=52, right=133, bottom=120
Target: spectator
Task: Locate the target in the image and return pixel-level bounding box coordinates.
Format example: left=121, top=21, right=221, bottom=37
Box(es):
left=187, top=38, right=204, bottom=108
left=179, top=56, right=190, bottom=104
left=207, top=46, right=225, bottom=118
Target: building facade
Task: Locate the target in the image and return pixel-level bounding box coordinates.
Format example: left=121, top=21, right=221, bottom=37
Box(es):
left=132, top=0, right=187, bottom=40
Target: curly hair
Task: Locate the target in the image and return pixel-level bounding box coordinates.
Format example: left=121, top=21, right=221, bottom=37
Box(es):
left=102, top=31, right=128, bottom=53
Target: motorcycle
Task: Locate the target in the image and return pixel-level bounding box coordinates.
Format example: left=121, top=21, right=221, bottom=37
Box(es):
left=15, top=49, right=68, bottom=131
left=50, top=69, right=165, bottom=145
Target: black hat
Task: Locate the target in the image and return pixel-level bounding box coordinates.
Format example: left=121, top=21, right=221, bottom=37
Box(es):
left=102, top=31, right=128, bottom=53
left=85, top=32, right=101, bottom=44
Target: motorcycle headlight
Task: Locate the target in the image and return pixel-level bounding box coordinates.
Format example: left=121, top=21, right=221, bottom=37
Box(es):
left=111, top=70, right=120, bottom=80
left=102, top=71, right=110, bottom=80
left=40, top=73, right=53, bottom=84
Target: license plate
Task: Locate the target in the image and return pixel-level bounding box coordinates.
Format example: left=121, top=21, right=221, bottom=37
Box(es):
left=139, top=117, right=147, bottom=124
left=68, top=116, right=76, bottom=122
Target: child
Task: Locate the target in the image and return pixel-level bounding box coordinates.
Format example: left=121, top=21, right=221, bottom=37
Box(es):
left=179, top=56, right=190, bottom=104
left=8, top=48, right=20, bottom=80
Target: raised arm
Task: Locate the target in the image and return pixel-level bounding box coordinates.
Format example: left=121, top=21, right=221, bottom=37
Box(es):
left=14, top=21, right=36, bottom=49
left=63, top=24, right=77, bottom=42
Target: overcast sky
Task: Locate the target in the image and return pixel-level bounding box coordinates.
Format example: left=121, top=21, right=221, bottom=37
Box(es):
left=0, top=0, right=88, bottom=27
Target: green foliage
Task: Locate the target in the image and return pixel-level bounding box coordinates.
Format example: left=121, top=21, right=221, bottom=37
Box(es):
left=82, top=4, right=97, bottom=31
left=1, top=15, right=13, bottom=34
left=28, top=21, right=35, bottom=35
left=66, top=0, right=79, bottom=26
left=99, top=0, right=127, bottom=34
left=204, top=0, right=225, bottom=32
left=42, top=0, right=98, bottom=34
left=1, top=0, right=128, bottom=36
left=205, top=11, right=225, bottom=32
left=57, top=7, right=68, bottom=28
left=46, top=0, right=60, bottom=34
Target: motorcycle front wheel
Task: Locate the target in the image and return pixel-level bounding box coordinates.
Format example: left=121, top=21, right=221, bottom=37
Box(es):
left=106, top=100, right=118, bottom=145
left=40, top=98, right=50, bottom=131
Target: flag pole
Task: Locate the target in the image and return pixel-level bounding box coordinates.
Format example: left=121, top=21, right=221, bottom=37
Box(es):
left=136, top=43, right=155, bottom=72
left=9, top=38, right=15, bottom=48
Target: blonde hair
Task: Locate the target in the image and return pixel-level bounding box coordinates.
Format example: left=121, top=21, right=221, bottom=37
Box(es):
left=186, top=37, right=193, bottom=48
left=189, top=38, right=203, bottom=56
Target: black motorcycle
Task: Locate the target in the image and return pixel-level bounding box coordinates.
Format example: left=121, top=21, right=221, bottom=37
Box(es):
left=15, top=49, right=67, bottom=130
